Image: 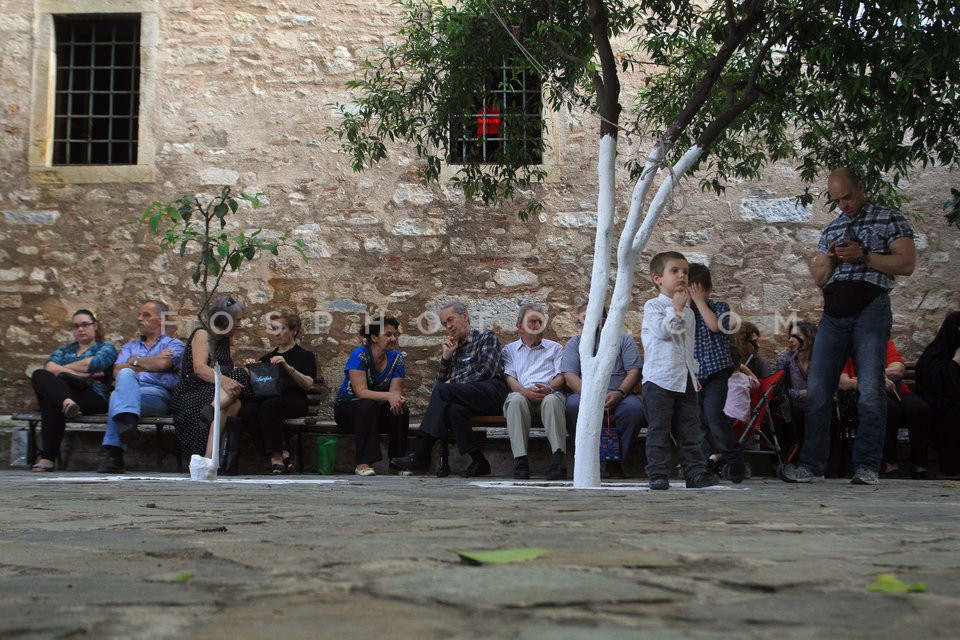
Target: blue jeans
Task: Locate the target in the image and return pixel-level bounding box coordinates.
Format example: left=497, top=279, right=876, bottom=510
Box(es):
left=699, top=370, right=744, bottom=465
left=800, top=293, right=891, bottom=475
left=102, top=368, right=171, bottom=451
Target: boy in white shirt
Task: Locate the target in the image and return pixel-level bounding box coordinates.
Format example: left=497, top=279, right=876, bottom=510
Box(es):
left=641, top=251, right=720, bottom=490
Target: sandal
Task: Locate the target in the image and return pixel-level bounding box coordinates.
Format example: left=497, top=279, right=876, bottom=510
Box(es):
left=283, top=455, right=295, bottom=474
left=270, top=463, right=287, bottom=475
left=31, top=459, right=55, bottom=473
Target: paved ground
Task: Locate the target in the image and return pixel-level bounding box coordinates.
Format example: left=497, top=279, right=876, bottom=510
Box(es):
left=1, top=470, right=958, bottom=639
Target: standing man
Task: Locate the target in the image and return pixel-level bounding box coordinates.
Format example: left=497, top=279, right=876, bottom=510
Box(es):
left=502, top=303, right=567, bottom=480
left=562, top=302, right=645, bottom=478
left=780, top=168, right=916, bottom=485
left=97, top=300, right=184, bottom=473
left=391, top=301, right=508, bottom=477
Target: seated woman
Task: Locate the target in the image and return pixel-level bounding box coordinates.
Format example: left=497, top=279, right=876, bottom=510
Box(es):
left=916, top=311, right=960, bottom=479
left=333, top=317, right=409, bottom=476
left=240, top=308, right=317, bottom=475
left=838, top=340, right=933, bottom=479
left=29, top=309, right=117, bottom=471
left=738, top=321, right=774, bottom=379
left=774, top=320, right=817, bottom=454
left=170, top=296, right=252, bottom=462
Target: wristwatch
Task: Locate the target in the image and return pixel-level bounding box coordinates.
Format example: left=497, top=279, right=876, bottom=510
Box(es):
left=859, top=247, right=871, bottom=266
left=133, top=358, right=140, bottom=367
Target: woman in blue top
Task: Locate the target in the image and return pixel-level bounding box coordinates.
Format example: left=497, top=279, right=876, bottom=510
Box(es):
left=334, top=317, right=409, bottom=476
left=30, top=309, right=118, bottom=471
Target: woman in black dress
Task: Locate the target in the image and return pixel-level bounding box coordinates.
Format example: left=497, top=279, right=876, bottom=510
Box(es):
left=916, top=311, right=960, bottom=478
left=240, top=308, right=317, bottom=474
left=171, top=296, right=252, bottom=460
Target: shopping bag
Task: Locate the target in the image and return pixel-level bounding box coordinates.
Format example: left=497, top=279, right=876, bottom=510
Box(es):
left=248, top=362, right=282, bottom=399
left=599, top=409, right=621, bottom=462
left=316, top=436, right=338, bottom=475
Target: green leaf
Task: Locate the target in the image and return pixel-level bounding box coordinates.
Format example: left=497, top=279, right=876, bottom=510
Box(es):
left=217, top=240, right=230, bottom=259
left=214, top=203, right=228, bottom=219
left=867, top=573, right=926, bottom=593
left=451, top=548, right=547, bottom=566
left=171, top=572, right=195, bottom=583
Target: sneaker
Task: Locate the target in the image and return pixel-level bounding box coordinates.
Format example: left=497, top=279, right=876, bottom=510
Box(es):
left=778, top=463, right=819, bottom=483
left=706, top=454, right=722, bottom=476
left=605, top=460, right=626, bottom=479
left=389, top=452, right=428, bottom=474
left=686, top=472, right=720, bottom=488
left=726, top=461, right=746, bottom=484
left=851, top=466, right=879, bottom=485
left=513, top=457, right=530, bottom=480
left=545, top=450, right=567, bottom=481
left=462, top=456, right=491, bottom=478
left=649, top=476, right=670, bottom=491
left=96, top=446, right=124, bottom=474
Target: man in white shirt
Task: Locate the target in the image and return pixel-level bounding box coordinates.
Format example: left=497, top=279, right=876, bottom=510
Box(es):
left=502, top=304, right=567, bottom=480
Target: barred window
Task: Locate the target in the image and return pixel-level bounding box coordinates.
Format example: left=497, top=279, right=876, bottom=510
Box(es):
left=450, top=63, right=543, bottom=165
left=53, top=15, right=140, bottom=165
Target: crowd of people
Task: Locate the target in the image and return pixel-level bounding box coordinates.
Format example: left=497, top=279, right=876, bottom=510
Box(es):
left=27, top=169, right=960, bottom=484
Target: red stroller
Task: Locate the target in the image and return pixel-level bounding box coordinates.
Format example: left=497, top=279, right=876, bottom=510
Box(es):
left=730, top=369, right=796, bottom=470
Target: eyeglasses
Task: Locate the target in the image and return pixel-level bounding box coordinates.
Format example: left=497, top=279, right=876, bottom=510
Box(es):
left=70, top=322, right=95, bottom=330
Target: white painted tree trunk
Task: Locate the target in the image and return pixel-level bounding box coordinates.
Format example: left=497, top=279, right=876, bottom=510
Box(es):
left=572, top=136, right=705, bottom=488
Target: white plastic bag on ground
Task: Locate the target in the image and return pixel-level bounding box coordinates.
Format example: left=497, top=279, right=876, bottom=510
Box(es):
left=189, top=361, right=222, bottom=482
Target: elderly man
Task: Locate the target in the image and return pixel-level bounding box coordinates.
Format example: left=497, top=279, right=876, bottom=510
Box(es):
left=780, top=168, right=916, bottom=486
left=391, top=301, right=508, bottom=477
left=502, top=303, right=567, bottom=480
left=562, top=302, right=645, bottom=478
left=97, top=300, right=183, bottom=473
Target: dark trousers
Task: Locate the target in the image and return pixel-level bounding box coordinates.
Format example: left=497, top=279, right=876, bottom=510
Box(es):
left=935, top=406, right=960, bottom=475
left=419, top=378, right=508, bottom=455
left=31, top=369, right=108, bottom=461
left=334, top=399, right=409, bottom=464
left=699, top=369, right=744, bottom=465
left=883, top=392, right=932, bottom=469
left=239, top=394, right=309, bottom=456
left=642, top=380, right=707, bottom=479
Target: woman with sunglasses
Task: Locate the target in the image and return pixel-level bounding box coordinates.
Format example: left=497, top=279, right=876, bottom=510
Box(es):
left=775, top=321, right=818, bottom=452
left=29, top=309, right=118, bottom=471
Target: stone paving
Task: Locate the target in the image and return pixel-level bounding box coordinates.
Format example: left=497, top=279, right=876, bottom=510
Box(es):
left=1, top=471, right=959, bottom=639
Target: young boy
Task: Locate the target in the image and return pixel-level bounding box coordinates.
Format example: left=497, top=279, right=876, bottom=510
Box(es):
left=641, top=252, right=719, bottom=490
left=688, top=263, right=747, bottom=483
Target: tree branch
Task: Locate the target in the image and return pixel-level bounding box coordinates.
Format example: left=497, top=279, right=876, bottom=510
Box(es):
left=585, top=0, right=621, bottom=137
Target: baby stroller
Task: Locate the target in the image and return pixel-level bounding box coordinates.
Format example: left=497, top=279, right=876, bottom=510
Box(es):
left=730, top=369, right=796, bottom=473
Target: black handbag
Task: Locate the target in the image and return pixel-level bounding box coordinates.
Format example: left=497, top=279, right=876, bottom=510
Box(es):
left=248, top=362, right=282, bottom=399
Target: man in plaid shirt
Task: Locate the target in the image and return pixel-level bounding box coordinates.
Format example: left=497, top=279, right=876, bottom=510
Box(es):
left=391, top=301, right=508, bottom=477
left=780, top=168, right=916, bottom=486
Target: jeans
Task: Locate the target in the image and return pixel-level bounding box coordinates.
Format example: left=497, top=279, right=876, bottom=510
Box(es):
left=102, top=368, right=171, bottom=451
left=698, top=369, right=744, bottom=465
left=800, top=293, right=891, bottom=475
left=564, top=393, right=646, bottom=462
left=642, top=380, right=706, bottom=479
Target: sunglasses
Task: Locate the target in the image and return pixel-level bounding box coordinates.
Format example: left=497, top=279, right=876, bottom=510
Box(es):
left=70, top=321, right=96, bottom=330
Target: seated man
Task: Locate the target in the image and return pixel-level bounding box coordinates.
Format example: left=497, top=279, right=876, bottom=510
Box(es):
left=502, top=303, right=567, bottom=480
left=562, top=302, right=645, bottom=478
left=391, top=301, right=508, bottom=477
left=97, top=300, right=183, bottom=473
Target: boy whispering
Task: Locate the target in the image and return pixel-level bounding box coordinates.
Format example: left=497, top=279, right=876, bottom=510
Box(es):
left=641, top=251, right=720, bottom=490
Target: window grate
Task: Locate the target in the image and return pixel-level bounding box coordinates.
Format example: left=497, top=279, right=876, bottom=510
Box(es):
left=450, top=62, right=543, bottom=165
left=53, top=15, right=140, bottom=166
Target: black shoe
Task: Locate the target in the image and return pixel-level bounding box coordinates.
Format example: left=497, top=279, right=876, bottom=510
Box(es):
left=649, top=476, right=669, bottom=490
left=513, top=457, right=530, bottom=480
left=117, top=422, right=142, bottom=447
left=97, top=446, right=125, bottom=474
left=436, top=442, right=450, bottom=478
left=726, top=461, right=746, bottom=484
left=605, top=460, right=625, bottom=479
left=390, top=452, right=429, bottom=474
left=686, top=472, right=720, bottom=488
left=545, top=450, right=567, bottom=481
left=462, top=457, right=491, bottom=478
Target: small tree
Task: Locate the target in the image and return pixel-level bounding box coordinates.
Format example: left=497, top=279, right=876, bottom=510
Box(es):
left=142, top=186, right=307, bottom=344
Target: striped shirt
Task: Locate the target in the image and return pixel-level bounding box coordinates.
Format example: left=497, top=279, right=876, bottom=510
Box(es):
left=819, top=202, right=915, bottom=291
left=502, top=338, right=564, bottom=388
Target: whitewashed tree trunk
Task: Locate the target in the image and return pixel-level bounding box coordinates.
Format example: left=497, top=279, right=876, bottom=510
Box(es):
left=572, top=137, right=705, bottom=488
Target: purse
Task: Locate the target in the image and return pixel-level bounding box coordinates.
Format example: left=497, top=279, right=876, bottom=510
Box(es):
left=248, top=362, right=282, bottom=399
left=599, top=409, right=621, bottom=462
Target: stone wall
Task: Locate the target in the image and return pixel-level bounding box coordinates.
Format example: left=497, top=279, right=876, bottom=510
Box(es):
left=1, top=0, right=958, bottom=417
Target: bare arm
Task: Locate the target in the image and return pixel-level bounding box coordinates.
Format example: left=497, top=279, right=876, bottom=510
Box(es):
left=838, top=372, right=858, bottom=391
left=870, top=236, right=916, bottom=276
left=564, top=371, right=582, bottom=395
left=811, top=247, right=837, bottom=289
